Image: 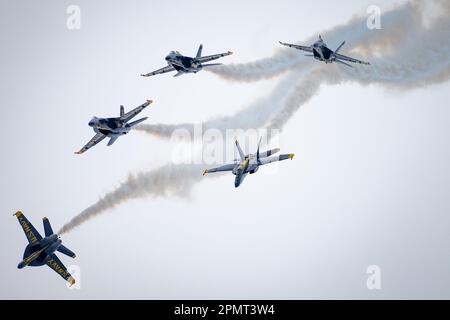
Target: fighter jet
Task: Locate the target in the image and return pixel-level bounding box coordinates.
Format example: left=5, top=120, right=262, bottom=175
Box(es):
left=14, top=211, right=77, bottom=286
left=75, top=99, right=152, bottom=154
left=203, top=138, right=295, bottom=188
left=140, top=44, right=233, bottom=77
left=279, top=35, right=370, bottom=67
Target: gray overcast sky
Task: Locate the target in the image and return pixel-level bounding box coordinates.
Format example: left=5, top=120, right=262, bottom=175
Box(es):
left=1, top=0, right=450, bottom=299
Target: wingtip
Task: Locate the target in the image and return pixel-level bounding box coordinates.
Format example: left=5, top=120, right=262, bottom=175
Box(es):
left=288, top=154, right=295, bottom=160
left=13, top=211, right=23, bottom=217
left=228, top=51, right=233, bottom=55
left=69, top=278, right=76, bottom=286
left=146, top=99, right=153, bottom=105
left=203, top=169, right=208, bottom=176
left=43, top=217, right=48, bottom=221
left=141, top=74, right=149, bottom=77
left=74, top=151, right=82, bottom=155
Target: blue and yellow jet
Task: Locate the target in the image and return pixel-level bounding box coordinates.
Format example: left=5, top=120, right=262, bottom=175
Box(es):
left=14, top=211, right=77, bottom=286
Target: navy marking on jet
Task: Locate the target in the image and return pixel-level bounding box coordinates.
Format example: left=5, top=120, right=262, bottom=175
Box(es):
left=203, top=138, right=295, bottom=188
left=141, top=44, right=233, bottom=77
left=14, top=211, right=77, bottom=286
left=279, top=35, right=370, bottom=67
left=75, top=99, right=152, bottom=154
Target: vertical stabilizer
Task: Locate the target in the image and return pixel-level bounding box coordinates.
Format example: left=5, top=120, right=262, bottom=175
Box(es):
left=43, top=217, right=54, bottom=237
left=196, top=44, right=203, bottom=58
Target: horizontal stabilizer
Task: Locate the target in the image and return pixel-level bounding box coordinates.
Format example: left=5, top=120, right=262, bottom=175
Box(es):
left=57, top=244, right=76, bottom=258
left=128, top=117, right=148, bottom=127
left=107, top=136, right=119, bottom=146
left=202, top=63, right=222, bottom=68
left=335, top=59, right=353, bottom=68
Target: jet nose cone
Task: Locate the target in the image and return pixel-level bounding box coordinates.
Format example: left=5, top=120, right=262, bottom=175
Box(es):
left=88, top=118, right=96, bottom=126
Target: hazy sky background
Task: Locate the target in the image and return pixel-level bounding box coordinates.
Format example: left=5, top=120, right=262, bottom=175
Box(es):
left=1, top=0, right=450, bottom=299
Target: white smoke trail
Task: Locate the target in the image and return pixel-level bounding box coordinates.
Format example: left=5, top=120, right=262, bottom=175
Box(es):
left=59, top=163, right=205, bottom=234
left=138, top=0, right=450, bottom=138
left=61, top=0, right=450, bottom=234
left=136, top=67, right=310, bottom=139
left=207, top=0, right=422, bottom=82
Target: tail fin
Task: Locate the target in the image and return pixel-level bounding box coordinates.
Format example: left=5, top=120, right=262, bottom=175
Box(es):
left=128, top=117, right=148, bottom=127
left=235, top=139, right=245, bottom=160
left=57, top=244, right=76, bottom=258
left=335, top=40, right=345, bottom=53
left=256, top=137, right=262, bottom=164
left=43, top=217, right=53, bottom=237
left=196, top=44, right=203, bottom=58
left=120, top=105, right=125, bottom=117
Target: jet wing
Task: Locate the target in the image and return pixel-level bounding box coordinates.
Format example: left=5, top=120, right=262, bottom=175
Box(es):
left=120, top=100, right=152, bottom=123
left=334, top=53, right=370, bottom=65
left=46, top=254, right=76, bottom=286
left=203, top=163, right=235, bottom=176
left=279, top=41, right=313, bottom=53
left=141, top=65, right=175, bottom=77
left=75, top=132, right=106, bottom=154
left=196, top=51, right=233, bottom=63
left=14, top=211, right=42, bottom=246
left=259, top=153, right=294, bottom=165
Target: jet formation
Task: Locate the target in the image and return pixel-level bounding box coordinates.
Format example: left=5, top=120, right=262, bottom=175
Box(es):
left=141, top=44, right=233, bottom=77
left=14, top=211, right=77, bottom=285
left=203, top=138, right=295, bottom=188
left=17, top=34, right=370, bottom=285
left=75, top=99, right=152, bottom=154
left=279, top=35, right=370, bottom=67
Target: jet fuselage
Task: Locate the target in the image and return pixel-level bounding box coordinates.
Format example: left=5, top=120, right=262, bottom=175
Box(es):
left=165, top=51, right=202, bottom=73
left=89, top=117, right=131, bottom=137
left=312, top=40, right=336, bottom=63
left=18, top=234, right=61, bottom=269
left=232, top=155, right=261, bottom=187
